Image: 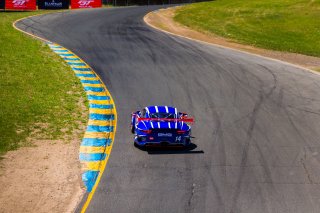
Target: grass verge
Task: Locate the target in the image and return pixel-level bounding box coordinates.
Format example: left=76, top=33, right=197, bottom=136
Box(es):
left=0, top=11, right=88, bottom=155
left=174, top=0, right=320, bottom=57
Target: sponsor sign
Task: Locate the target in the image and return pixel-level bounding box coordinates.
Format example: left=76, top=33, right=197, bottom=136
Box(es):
left=38, top=0, right=69, bottom=9
left=71, top=0, right=101, bottom=9
left=5, top=0, right=36, bottom=10
left=0, top=0, right=5, bottom=9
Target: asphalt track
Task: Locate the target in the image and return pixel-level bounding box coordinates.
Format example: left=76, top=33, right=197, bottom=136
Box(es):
left=17, top=6, right=320, bottom=213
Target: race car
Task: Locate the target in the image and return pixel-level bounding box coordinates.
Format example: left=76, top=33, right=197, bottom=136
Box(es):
left=130, top=106, right=194, bottom=147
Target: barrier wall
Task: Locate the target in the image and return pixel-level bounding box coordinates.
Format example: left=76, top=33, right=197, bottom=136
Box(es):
left=71, top=0, right=102, bottom=9
left=2, top=0, right=206, bottom=10
left=5, top=0, right=36, bottom=10
left=38, top=0, right=69, bottom=9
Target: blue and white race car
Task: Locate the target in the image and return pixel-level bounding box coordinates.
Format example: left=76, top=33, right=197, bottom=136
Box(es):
left=130, top=106, right=194, bottom=147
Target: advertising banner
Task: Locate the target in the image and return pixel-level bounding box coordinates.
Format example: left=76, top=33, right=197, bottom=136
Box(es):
left=71, top=0, right=101, bottom=9
left=5, top=0, right=36, bottom=10
left=0, top=0, right=5, bottom=9
left=38, top=0, right=69, bottom=9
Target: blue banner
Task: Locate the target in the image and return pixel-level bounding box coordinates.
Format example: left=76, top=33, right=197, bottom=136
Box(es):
left=38, top=0, right=69, bottom=9
left=0, top=0, right=5, bottom=9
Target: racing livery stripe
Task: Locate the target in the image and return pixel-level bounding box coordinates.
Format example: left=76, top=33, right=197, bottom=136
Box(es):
left=46, top=43, right=117, bottom=201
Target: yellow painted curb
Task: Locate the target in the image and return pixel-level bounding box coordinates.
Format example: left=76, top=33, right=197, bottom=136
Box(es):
left=13, top=13, right=117, bottom=213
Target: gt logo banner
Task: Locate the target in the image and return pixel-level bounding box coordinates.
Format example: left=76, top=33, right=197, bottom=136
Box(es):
left=5, top=0, right=36, bottom=10
left=78, top=0, right=93, bottom=6
left=71, top=0, right=101, bottom=9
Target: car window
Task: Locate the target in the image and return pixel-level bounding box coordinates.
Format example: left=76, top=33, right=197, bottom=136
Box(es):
left=149, top=113, right=175, bottom=119
left=141, top=109, right=146, bottom=118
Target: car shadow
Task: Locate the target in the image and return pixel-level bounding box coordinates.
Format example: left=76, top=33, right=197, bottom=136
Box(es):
left=135, top=143, right=204, bottom=155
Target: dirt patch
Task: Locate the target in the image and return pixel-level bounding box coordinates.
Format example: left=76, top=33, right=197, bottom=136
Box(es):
left=144, top=7, right=320, bottom=71
left=0, top=98, right=88, bottom=213
left=0, top=139, right=84, bottom=213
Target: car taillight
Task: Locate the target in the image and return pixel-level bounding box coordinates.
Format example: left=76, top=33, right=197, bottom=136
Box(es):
left=177, top=130, right=186, bottom=134
left=142, top=130, right=152, bottom=134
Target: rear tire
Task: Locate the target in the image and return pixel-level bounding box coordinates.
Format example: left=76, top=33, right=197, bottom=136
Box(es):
left=185, top=138, right=191, bottom=147
left=130, top=125, right=135, bottom=134
left=134, top=142, right=146, bottom=150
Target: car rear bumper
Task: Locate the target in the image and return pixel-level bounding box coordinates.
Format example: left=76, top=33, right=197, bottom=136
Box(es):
left=134, top=137, right=190, bottom=147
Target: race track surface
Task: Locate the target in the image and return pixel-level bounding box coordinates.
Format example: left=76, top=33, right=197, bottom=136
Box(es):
left=17, top=6, right=320, bottom=213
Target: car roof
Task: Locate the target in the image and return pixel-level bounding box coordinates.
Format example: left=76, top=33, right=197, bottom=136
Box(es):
left=145, top=106, right=177, bottom=114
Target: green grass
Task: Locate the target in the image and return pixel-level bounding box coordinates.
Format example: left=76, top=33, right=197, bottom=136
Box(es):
left=0, top=11, right=88, bottom=154
left=175, top=0, right=320, bottom=57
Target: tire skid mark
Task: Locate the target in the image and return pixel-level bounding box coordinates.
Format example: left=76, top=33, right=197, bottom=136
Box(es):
left=229, top=66, right=278, bottom=213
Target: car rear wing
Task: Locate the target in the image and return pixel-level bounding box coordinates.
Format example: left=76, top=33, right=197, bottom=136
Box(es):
left=137, top=117, right=195, bottom=124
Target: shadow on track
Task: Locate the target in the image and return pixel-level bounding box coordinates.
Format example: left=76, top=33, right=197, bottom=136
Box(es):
left=134, top=143, right=204, bottom=155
